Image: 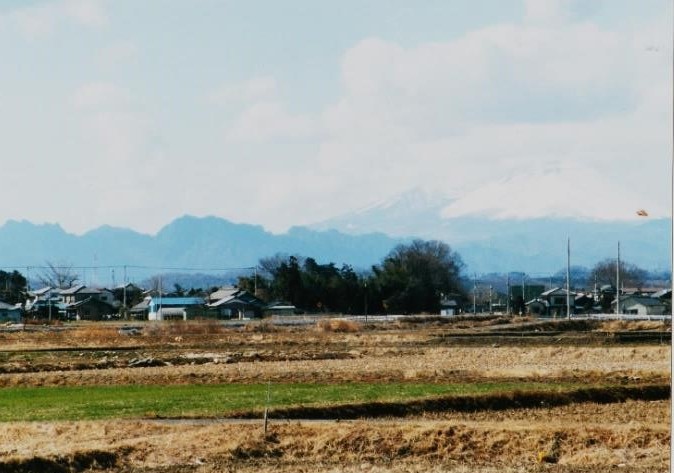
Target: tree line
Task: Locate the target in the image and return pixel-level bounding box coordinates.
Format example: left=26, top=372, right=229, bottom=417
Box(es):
left=237, top=240, right=466, bottom=315
left=0, top=240, right=662, bottom=316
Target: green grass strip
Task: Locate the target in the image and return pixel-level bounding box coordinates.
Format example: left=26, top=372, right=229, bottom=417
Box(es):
left=0, top=382, right=578, bottom=422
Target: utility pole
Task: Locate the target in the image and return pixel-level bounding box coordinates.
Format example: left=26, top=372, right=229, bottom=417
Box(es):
left=489, top=285, right=493, bottom=314
left=616, top=242, right=621, bottom=315
left=566, top=237, right=571, bottom=320
left=506, top=273, right=510, bottom=315
left=521, top=273, right=526, bottom=315
left=158, top=274, right=162, bottom=320
left=473, top=273, right=477, bottom=314
left=123, top=265, right=127, bottom=319
left=364, top=281, right=368, bottom=323
left=254, top=266, right=258, bottom=296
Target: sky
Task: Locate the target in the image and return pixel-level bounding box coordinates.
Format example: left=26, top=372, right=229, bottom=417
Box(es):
left=0, top=0, right=671, bottom=235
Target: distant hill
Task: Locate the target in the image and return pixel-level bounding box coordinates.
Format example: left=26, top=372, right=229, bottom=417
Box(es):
left=0, top=216, right=404, bottom=285
left=0, top=195, right=670, bottom=289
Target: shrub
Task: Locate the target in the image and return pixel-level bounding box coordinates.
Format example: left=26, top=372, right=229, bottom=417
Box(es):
left=316, top=318, right=361, bottom=333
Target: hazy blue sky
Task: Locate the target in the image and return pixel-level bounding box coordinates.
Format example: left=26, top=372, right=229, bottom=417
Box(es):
left=1, top=0, right=671, bottom=234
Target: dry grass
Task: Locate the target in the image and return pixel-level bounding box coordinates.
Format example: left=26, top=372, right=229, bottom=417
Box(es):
left=143, top=319, right=228, bottom=337
left=0, top=345, right=668, bottom=388
left=0, top=320, right=669, bottom=472
left=598, top=320, right=669, bottom=332
left=0, top=400, right=668, bottom=472
left=244, top=319, right=285, bottom=333
left=316, top=318, right=362, bottom=333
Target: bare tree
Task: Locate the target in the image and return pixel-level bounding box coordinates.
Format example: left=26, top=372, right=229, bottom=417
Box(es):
left=586, top=259, right=647, bottom=289
left=38, top=261, right=80, bottom=289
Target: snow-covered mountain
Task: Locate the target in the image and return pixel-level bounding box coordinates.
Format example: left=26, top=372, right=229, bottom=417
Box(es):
left=311, top=183, right=671, bottom=274
left=442, top=165, right=667, bottom=222
left=311, top=187, right=454, bottom=238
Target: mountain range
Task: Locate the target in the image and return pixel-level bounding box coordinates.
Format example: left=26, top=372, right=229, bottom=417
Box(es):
left=312, top=188, right=670, bottom=275
left=0, top=188, right=669, bottom=286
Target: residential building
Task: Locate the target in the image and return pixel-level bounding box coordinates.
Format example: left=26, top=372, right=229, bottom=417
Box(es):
left=612, top=295, right=666, bottom=316
left=148, top=296, right=206, bottom=321
left=0, top=301, right=22, bottom=322
left=207, top=289, right=266, bottom=319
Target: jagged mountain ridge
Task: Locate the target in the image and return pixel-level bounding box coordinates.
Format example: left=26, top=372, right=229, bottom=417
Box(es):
left=0, top=217, right=404, bottom=283
left=0, top=201, right=669, bottom=285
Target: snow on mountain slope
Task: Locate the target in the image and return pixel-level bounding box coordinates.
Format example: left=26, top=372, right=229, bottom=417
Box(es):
left=311, top=187, right=454, bottom=237
left=441, top=165, right=666, bottom=221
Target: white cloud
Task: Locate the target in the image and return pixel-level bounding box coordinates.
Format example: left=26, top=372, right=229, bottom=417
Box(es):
left=226, top=101, right=317, bottom=142
left=72, top=82, right=130, bottom=110
left=210, top=76, right=278, bottom=105
left=63, top=0, right=107, bottom=28
left=96, top=41, right=138, bottom=70
left=8, top=4, right=55, bottom=38
left=212, top=76, right=319, bottom=142
left=523, top=0, right=571, bottom=24
left=2, top=0, right=107, bottom=39
left=299, top=9, right=670, bottom=226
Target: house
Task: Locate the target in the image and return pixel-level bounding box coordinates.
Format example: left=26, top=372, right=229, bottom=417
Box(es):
left=596, top=285, right=617, bottom=312
left=25, top=287, right=63, bottom=319
left=0, top=301, right=22, bottom=322
left=439, top=299, right=459, bottom=316
left=129, top=296, right=151, bottom=320
left=651, top=288, right=672, bottom=315
left=574, top=293, right=594, bottom=314
left=60, top=285, right=101, bottom=304
left=651, top=288, right=672, bottom=301
left=264, top=302, right=298, bottom=316
left=510, top=285, right=545, bottom=315
left=439, top=294, right=463, bottom=316
left=208, top=286, right=241, bottom=303
left=207, top=289, right=266, bottom=319
left=148, top=296, right=206, bottom=321
left=538, top=287, right=576, bottom=317
left=613, top=295, right=666, bottom=316
left=112, top=283, right=144, bottom=308
left=525, top=298, right=549, bottom=316
left=63, top=297, right=116, bottom=321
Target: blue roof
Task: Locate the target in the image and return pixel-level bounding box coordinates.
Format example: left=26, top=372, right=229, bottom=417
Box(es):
left=149, top=297, right=204, bottom=308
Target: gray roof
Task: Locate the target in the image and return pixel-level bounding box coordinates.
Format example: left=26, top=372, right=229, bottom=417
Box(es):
left=31, top=286, right=53, bottom=296
left=209, top=287, right=241, bottom=301
left=540, top=287, right=576, bottom=297
left=614, top=296, right=665, bottom=307
left=0, top=301, right=19, bottom=311
left=60, top=285, right=101, bottom=295
left=525, top=298, right=549, bottom=307
left=651, top=289, right=672, bottom=299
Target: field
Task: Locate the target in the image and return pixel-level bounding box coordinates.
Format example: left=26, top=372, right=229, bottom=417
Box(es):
left=0, top=316, right=670, bottom=472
